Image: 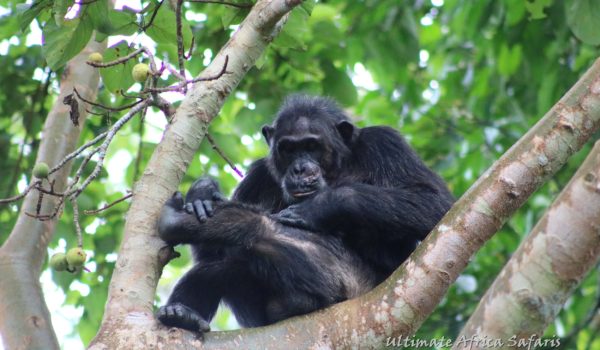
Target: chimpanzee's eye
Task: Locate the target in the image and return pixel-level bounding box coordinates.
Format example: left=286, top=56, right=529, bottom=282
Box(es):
left=277, top=141, right=293, bottom=154
left=305, top=138, right=320, bottom=152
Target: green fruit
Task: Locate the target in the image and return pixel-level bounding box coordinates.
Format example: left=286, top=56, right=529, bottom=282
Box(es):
left=132, top=63, right=150, bottom=83
left=88, top=52, right=103, bottom=64
left=33, top=162, right=49, bottom=178
left=66, top=247, right=87, bottom=268
left=49, top=253, right=68, bottom=271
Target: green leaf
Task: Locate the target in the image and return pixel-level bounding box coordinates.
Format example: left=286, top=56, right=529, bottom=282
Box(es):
left=420, top=22, right=442, bottom=46
left=300, top=0, right=316, bottom=15
left=52, top=0, right=69, bottom=26
left=99, top=40, right=136, bottom=94
left=92, top=5, right=138, bottom=42
left=505, top=0, right=526, bottom=26
left=17, top=0, right=51, bottom=33
left=145, top=3, right=192, bottom=48
left=321, top=62, right=357, bottom=106
left=309, top=4, right=337, bottom=23
left=42, top=17, right=93, bottom=70
left=498, top=44, right=522, bottom=77
left=220, top=7, right=246, bottom=28
left=85, top=0, right=109, bottom=32
left=525, top=0, right=552, bottom=20
left=273, top=7, right=309, bottom=49
left=565, top=0, right=600, bottom=45
left=107, top=7, right=139, bottom=36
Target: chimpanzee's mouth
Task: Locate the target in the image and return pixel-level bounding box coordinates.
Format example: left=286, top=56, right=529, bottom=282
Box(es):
left=292, top=190, right=316, bottom=198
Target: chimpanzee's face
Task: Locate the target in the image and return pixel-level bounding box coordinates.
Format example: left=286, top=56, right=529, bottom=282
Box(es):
left=262, top=113, right=355, bottom=204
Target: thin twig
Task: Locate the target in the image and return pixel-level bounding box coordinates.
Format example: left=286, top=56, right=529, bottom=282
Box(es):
left=184, top=36, right=195, bottom=60
left=165, top=61, right=187, bottom=81
left=0, top=181, right=39, bottom=204
left=35, top=188, right=44, bottom=214
left=21, top=100, right=149, bottom=220
left=34, top=185, right=66, bottom=197
left=175, top=0, right=187, bottom=94
left=206, top=133, right=244, bottom=178
left=84, top=192, right=133, bottom=215
left=73, top=87, right=146, bottom=112
left=71, top=148, right=100, bottom=189
left=189, top=55, right=229, bottom=83
left=141, top=0, right=164, bottom=31
left=87, top=48, right=145, bottom=68
left=49, top=131, right=109, bottom=176
left=144, top=55, right=229, bottom=93
left=70, top=197, right=83, bottom=247
left=68, top=100, right=152, bottom=198
left=187, top=0, right=253, bottom=9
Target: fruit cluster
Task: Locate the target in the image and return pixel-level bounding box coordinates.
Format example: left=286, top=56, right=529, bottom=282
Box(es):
left=49, top=248, right=87, bottom=273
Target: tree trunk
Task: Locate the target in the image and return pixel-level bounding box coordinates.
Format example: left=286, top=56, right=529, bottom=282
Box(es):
left=0, top=38, right=105, bottom=350
left=88, top=1, right=302, bottom=348
left=453, top=141, right=600, bottom=349
left=92, top=46, right=600, bottom=350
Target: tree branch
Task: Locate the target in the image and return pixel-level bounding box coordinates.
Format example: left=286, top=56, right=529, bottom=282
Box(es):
left=0, top=38, right=106, bottom=350
left=454, top=141, right=600, bottom=349
left=89, top=0, right=302, bottom=348
left=86, top=31, right=600, bottom=350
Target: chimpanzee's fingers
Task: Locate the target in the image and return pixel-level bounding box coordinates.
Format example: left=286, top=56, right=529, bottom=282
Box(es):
left=212, top=192, right=228, bottom=202
left=202, top=200, right=214, bottom=217
left=193, top=199, right=208, bottom=223
left=184, top=202, right=194, bottom=215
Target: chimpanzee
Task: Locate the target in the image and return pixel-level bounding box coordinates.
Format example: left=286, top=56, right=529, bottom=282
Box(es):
left=157, top=177, right=376, bottom=332
left=240, top=94, right=454, bottom=281
left=157, top=94, right=453, bottom=332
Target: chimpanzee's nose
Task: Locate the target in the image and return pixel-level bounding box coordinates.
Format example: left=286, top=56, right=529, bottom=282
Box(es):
left=292, top=161, right=320, bottom=178
left=292, top=162, right=304, bottom=175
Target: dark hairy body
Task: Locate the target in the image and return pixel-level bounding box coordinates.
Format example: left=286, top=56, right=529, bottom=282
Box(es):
left=156, top=95, right=454, bottom=333
left=157, top=178, right=376, bottom=332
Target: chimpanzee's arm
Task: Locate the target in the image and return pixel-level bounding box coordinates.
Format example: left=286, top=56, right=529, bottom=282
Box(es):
left=275, top=183, right=453, bottom=240
left=232, top=158, right=285, bottom=212
left=157, top=192, right=269, bottom=246
left=273, top=126, right=454, bottom=241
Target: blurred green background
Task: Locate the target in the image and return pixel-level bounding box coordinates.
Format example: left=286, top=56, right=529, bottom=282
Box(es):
left=0, top=0, right=599, bottom=348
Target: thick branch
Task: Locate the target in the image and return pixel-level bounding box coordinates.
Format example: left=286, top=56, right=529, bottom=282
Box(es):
left=89, top=0, right=302, bottom=348
left=0, top=39, right=105, bottom=350
left=453, top=141, right=600, bottom=349
left=90, top=55, right=600, bottom=350
left=174, top=56, right=600, bottom=350
left=356, top=58, right=600, bottom=340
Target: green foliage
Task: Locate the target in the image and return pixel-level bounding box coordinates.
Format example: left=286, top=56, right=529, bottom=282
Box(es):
left=42, top=16, right=93, bottom=70
left=525, top=0, right=553, bottom=20
left=144, top=1, right=192, bottom=49
left=1, top=0, right=600, bottom=348
left=565, top=0, right=600, bottom=45
left=99, top=40, right=136, bottom=93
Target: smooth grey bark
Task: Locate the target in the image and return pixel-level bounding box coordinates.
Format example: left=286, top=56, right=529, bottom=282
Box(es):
left=0, top=39, right=105, bottom=350
left=89, top=1, right=302, bottom=348
left=454, top=141, right=600, bottom=349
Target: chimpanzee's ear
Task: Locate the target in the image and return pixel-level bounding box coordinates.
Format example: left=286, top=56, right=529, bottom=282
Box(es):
left=336, top=121, right=357, bottom=145
left=262, top=125, right=275, bottom=145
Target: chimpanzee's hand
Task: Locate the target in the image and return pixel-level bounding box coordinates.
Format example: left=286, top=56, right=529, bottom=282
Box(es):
left=157, top=192, right=189, bottom=244
left=271, top=204, right=317, bottom=231
left=157, top=302, right=211, bottom=333
left=185, top=177, right=228, bottom=223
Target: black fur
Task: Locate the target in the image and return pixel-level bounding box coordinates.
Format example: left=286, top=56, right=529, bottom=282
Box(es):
left=157, top=178, right=375, bottom=332
left=245, top=95, right=454, bottom=281
left=157, top=94, right=453, bottom=332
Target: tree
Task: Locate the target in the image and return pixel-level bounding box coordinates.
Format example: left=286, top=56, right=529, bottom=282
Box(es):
left=0, top=1, right=599, bottom=349
left=456, top=141, right=600, bottom=350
